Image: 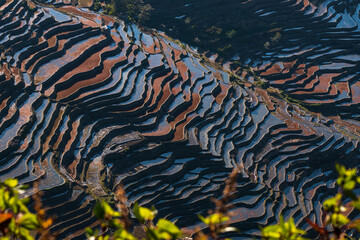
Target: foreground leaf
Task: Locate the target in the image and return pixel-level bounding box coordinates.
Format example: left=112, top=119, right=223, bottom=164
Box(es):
left=133, top=202, right=156, bottom=223
left=156, top=219, right=182, bottom=238
left=4, top=179, right=18, bottom=188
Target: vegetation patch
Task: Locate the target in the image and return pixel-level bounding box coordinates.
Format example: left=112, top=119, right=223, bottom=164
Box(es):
left=3, top=164, right=360, bottom=239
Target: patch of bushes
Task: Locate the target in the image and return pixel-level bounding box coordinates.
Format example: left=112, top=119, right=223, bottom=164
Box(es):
left=254, top=80, right=269, bottom=89
left=22, top=0, right=36, bottom=12
left=113, top=0, right=153, bottom=24
left=3, top=164, right=360, bottom=239
left=0, top=180, right=53, bottom=240
left=89, top=0, right=153, bottom=24
left=91, top=1, right=102, bottom=12
left=263, top=164, right=360, bottom=240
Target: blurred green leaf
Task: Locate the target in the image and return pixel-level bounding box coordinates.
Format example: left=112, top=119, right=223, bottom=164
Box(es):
left=336, top=164, right=346, bottom=176
left=8, top=218, right=16, bottom=232
left=19, top=213, right=40, bottom=230
left=94, top=202, right=105, bottom=220
left=330, top=213, right=349, bottom=227
left=9, top=196, right=19, bottom=214
left=344, top=180, right=356, bottom=191
left=133, top=202, right=156, bottom=224
left=113, top=228, right=136, bottom=240
left=19, top=227, right=34, bottom=240
left=323, top=193, right=342, bottom=212
left=4, top=179, right=18, bottom=188
left=336, top=164, right=358, bottom=191
left=261, top=217, right=308, bottom=240
left=157, top=219, right=181, bottom=238
left=198, top=213, right=229, bottom=225
left=352, top=199, right=360, bottom=211
left=85, top=227, right=94, bottom=236
left=102, top=202, right=121, bottom=218
left=146, top=227, right=162, bottom=240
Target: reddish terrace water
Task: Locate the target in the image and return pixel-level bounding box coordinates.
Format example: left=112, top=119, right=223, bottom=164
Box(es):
left=1, top=0, right=360, bottom=239
left=232, top=0, right=360, bottom=120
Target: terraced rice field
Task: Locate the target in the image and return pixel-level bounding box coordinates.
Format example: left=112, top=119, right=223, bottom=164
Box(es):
left=231, top=0, right=360, bottom=120
left=1, top=0, right=360, bottom=239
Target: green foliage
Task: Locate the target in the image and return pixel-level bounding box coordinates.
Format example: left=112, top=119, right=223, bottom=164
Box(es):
left=155, top=219, right=181, bottom=239
left=89, top=0, right=153, bottom=24
left=87, top=200, right=135, bottom=240
left=264, top=41, right=270, bottom=49
left=0, top=179, right=51, bottom=240
left=262, top=164, right=360, bottom=240
left=103, top=3, right=116, bottom=16
left=145, top=218, right=181, bottom=240
left=198, top=213, right=229, bottom=226
left=330, top=213, right=350, bottom=228
left=88, top=201, right=181, bottom=240
left=197, top=212, right=238, bottom=239
left=261, top=216, right=308, bottom=240
left=264, top=30, right=281, bottom=49
left=217, top=44, right=232, bottom=55
left=91, top=1, right=101, bottom=12
left=226, top=30, right=237, bottom=39
left=336, top=164, right=360, bottom=192
left=94, top=201, right=121, bottom=219
left=270, top=32, right=281, bottom=43
left=88, top=169, right=241, bottom=240
left=206, top=26, right=223, bottom=35
left=323, top=193, right=342, bottom=212
left=312, top=164, right=360, bottom=238
left=114, top=0, right=153, bottom=24
left=133, top=202, right=156, bottom=224
left=195, top=168, right=240, bottom=240
left=6, top=164, right=360, bottom=240
left=254, top=80, right=269, bottom=89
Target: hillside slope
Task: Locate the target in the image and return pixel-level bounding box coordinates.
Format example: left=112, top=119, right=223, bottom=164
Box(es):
left=0, top=0, right=360, bottom=238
